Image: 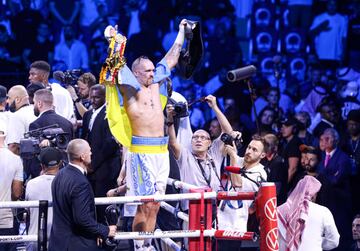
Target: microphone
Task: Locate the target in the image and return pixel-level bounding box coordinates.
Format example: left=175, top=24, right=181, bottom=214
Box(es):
left=227, top=65, right=257, bottom=82
left=225, top=166, right=247, bottom=174
left=225, top=166, right=266, bottom=187
left=105, top=205, right=119, bottom=247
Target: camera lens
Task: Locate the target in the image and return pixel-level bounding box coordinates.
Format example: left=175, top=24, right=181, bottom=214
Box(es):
left=56, top=135, right=69, bottom=149
left=220, top=133, right=233, bottom=145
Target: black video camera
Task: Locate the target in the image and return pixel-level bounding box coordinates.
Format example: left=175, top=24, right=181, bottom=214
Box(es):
left=173, top=102, right=189, bottom=118
left=220, top=133, right=242, bottom=147
left=20, top=125, right=70, bottom=159
left=53, top=69, right=83, bottom=87
left=63, top=69, right=82, bottom=87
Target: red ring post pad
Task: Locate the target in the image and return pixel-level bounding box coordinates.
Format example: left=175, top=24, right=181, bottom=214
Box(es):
left=214, top=230, right=256, bottom=241
left=256, top=182, right=279, bottom=251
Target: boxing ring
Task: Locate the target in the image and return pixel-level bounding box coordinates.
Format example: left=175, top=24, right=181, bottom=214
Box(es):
left=0, top=179, right=279, bottom=251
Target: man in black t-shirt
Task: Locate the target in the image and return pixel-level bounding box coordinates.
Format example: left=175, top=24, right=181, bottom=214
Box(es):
left=279, top=117, right=302, bottom=189
left=262, top=133, right=288, bottom=205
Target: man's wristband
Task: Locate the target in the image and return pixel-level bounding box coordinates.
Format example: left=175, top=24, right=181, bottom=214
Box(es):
left=74, top=97, right=81, bottom=103
left=166, top=121, right=174, bottom=126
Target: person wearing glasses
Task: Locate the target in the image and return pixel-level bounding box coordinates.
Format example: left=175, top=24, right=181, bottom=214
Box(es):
left=167, top=95, right=234, bottom=206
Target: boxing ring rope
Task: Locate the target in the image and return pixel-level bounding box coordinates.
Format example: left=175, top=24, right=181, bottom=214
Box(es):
left=0, top=235, right=38, bottom=243
left=160, top=201, right=189, bottom=222
left=167, top=177, right=200, bottom=191
left=0, top=181, right=279, bottom=251
left=0, top=200, right=51, bottom=208
left=112, top=229, right=256, bottom=240
left=158, top=233, right=182, bottom=251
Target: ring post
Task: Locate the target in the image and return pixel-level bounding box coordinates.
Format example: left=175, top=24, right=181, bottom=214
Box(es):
left=205, top=188, right=212, bottom=250
left=256, top=183, right=279, bottom=251
left=189, top=188, right=212, bottom=251
left=38, top=200, right=48, bottom=251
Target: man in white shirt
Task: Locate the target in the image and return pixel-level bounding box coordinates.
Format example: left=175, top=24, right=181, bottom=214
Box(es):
left=29, top=60, right=75, bottom=122
left=6, top=85, right=37, bottom=155
left=310, top=0, right=348, bottom=68
left=25, top=147, right=62, bottom=251
left=0, top=125, right=23, bottom=251
left=278, top=175, right=339, bottom=251
left=54, top=25, right=89, bottom=70
left=220, top=135, right=268, bottom=230
left=217, top=135, right=268, bottom=251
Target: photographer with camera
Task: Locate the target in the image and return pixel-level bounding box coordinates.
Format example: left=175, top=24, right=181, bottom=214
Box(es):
left=167, top=95, right=234, bottom=205
left=25, top=89, right=73, bottom=177
left=66, top=72, right=96, bottom=118
left=218, top=135, right=268, bottom=251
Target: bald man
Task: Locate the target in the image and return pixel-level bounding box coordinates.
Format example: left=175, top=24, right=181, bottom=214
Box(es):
left=7, top=85, right=36, bottom=155
left=49, top=139, right=116, bottom=251
left=168, top=95, right=234, bottom=204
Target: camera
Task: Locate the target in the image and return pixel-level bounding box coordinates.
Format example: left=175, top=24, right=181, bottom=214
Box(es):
left=63, top=69, right=82, bottom=86
left=20, top=125, right=70, bottom=159
left=220, top=133, right=242, bottom=147
left=173, top=102, right=189, bottom=118
left=53, top=69, right=82, bottom=87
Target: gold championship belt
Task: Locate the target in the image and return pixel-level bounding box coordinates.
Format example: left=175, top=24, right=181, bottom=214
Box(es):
left=99, top=25, right=127, bottom=86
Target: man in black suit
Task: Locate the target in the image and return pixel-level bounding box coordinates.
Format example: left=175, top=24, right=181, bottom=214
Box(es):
left=313, top=100, right=341, bottom=139
left=49, top=139, right=117, bottom=251
left=82, top=84, right=121, bottom=223
left=30, top=89, right=74, bottom=136
left=318, top=128, right=353, bottom=250
left=26, top=89, right=74, bottom=177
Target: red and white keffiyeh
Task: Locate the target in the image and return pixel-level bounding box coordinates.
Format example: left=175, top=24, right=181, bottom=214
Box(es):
left=277, top=176, right=321, bottom=251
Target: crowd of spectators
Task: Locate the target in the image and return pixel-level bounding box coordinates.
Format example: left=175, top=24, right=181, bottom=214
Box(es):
left=0, top=0, right=360, bottom=250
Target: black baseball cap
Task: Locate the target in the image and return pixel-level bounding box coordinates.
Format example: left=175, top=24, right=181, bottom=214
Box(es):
left=0, top=85, right=7, bottom=102
left=38, top=147, right=63, bottom=167
left=282, top=117, right=299, bottom=127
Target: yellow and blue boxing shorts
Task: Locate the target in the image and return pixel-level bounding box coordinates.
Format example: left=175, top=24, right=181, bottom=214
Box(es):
left=125, top=136, right=169, bottom=196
